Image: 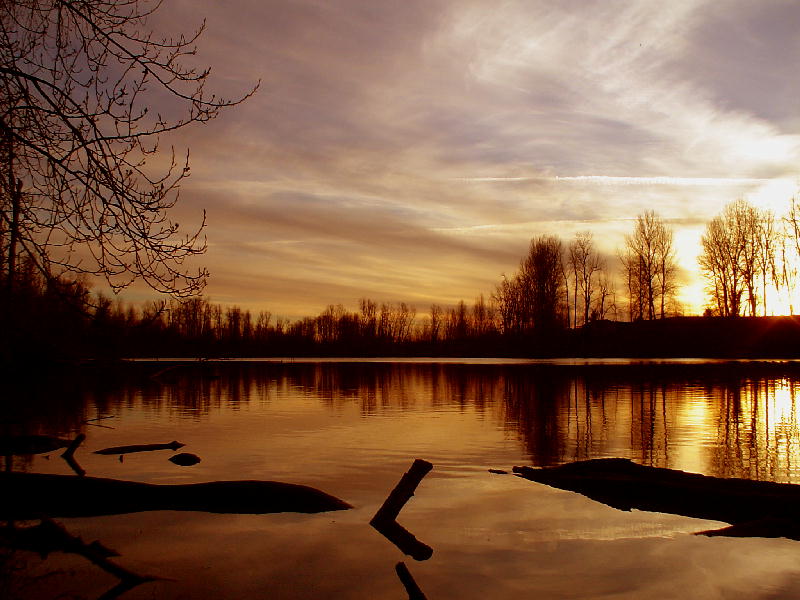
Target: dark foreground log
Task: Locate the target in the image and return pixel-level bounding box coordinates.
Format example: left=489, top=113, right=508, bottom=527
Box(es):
left=0, top=471, right=352, bottom=519
left=513, top=458, right=800, bottom=540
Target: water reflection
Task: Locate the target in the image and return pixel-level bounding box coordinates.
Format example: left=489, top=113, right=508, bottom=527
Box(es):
left=6, top=361, right=800, bottom=599
left=706, top=377, right=800, bottom=481
left=6, top=362, right=800, bottom=482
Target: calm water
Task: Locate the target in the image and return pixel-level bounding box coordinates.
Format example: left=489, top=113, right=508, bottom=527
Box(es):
left=5, top=360, right=800, bottom=599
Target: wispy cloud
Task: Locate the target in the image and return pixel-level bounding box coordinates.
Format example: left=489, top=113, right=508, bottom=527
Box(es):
left=137, top=0, right=800, bottom=318
left=554, top=176, right=775, bottom=186
left=458, top=176, right=779, bottom=186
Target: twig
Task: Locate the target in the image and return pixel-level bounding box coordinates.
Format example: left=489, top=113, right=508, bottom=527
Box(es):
left=84, top=416, right=115, bottom=430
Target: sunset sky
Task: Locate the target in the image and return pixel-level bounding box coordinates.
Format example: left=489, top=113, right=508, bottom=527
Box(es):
left=144, top=0, right=799, bottom=319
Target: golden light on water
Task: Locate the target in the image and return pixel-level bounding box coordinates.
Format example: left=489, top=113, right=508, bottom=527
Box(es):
left=766, top=380, right=798, bottom=428
left=13, top=361, right=800, bottom=599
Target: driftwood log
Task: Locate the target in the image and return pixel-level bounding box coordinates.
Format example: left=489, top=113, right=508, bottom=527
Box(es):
left=513, top=458, right=800, bottom=540
left=0, top=471, right=351, bottom=519
left=94, top=441, right=185, bottom=455
left=371, top=459, right=434, bottom=561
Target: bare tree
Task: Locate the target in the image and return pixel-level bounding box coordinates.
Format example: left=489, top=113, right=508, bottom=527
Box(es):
left=445, top=300, right=469, bottom=340
left=428, top=303, right=442, bottom=343
left=779, top=219, right=797, bottom=314
left=739, top=202, right=761, bottom=316
left=756, top=210, right=778, bottom=316
left=654, top=217, right=677, bottom=318
left=619, top=245, right=644, bottom=321
left=471, top=294, right=488, bottom=336
left=786, top=197, right=800, bottom=262
left=255, top=310, right=272, bottom=341
left=1, top=0, right=256, bottom=296
left=568, top=231, right=602, bottom=326
left=395, top=302, right=416, bottom=342
left=592, top=271, right=617, bottom=321
left=699, top=215, right=737, bottom=316
left=494, top=236, right=568, bottom=333
left=782, top=196, right=800, bottom=313
left=359, top=298, right=378, bottom=339
left=518, top=235, right=568, bottom=331
left=699, top=199, right=770, bottom=317
left=493, top=274, right=520, bottom=335
left=621, top=211, right=677, bottom=320
left=568, top=238, right=580, bottom=328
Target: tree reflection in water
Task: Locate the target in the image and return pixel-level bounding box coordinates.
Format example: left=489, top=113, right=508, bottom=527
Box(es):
left=6, top=361, right=800, bottom=598
left=7, top=361, right=800, bottom=481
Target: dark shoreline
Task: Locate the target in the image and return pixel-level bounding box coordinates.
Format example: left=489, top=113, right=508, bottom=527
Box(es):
left=5, top=315, right=800, bottom=381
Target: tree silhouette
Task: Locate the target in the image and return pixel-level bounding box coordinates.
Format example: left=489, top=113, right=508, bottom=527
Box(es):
left=699, top=199, right=776, bottom=317
left=568, top=231, right=603, bottom=326
left=0, top=0, right=256, bottom=296
left=620, top=211, right=676, bottom=320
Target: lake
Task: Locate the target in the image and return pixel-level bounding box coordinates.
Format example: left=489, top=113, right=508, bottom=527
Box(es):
left=4, top=359, right=800, bottom=599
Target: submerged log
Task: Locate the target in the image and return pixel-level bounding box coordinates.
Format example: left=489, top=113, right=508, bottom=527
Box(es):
left=0, top=471, right=352, bottom=519
left=94, top=441, right=185, bottom=455
left=513, top=458, right=800, bottom=540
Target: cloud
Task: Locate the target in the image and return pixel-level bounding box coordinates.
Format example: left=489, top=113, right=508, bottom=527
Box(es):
left=459, top=175, right=775, bottom=186
left=128, top=0, right=800, bottom=317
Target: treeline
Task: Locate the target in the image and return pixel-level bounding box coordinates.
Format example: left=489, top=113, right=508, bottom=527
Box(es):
left=495, top=195, right=800, bottom=328
left=492, top=210, right=674, bottom=332
left=0, top=262, right=511, bottom=359
left=6, top=255, right=800, bottom=362
left=5, top=195, right=800, bottom=362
